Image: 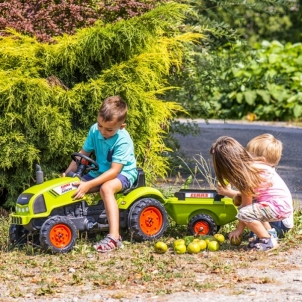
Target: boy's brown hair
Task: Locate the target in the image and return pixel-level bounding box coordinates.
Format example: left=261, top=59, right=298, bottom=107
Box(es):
left=98, top=95, right=127, bottom=123
left=246, top=134, right=282, bottom=167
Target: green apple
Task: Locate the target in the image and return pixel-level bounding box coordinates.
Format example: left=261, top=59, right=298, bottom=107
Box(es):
left=208, top=241, right=220, bottom=251
left=173, top=239, right=185, bottom=247
left=174, top=244, right=186, bottom=254
left=154, top=241, right=168, bottom=254
left=205, top=237, right=217, bottom=246
left=197, top=239, right=207, bottom=251
left=214, top=234, right=225, bottom=244
left=187, top=242, right=201, bottom=254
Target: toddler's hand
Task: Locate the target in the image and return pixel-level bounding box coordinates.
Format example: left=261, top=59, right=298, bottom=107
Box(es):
left=233, top=195, right=242, bottom=207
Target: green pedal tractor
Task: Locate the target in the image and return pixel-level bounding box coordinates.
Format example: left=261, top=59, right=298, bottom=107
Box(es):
left=9, top=153, right=238, bottom=253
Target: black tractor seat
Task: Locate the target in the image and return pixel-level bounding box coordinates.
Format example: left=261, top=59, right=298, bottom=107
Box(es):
left=122, top=168, right=145, bottom=194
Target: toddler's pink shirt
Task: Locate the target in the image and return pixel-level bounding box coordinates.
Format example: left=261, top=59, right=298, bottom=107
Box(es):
left=254, top=163, right=293, bottom=220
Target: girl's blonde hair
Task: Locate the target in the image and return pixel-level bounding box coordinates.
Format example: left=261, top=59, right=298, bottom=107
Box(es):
left=210, top=136, right=266, bottom=197
left=246, top=133, right=282, bottom=167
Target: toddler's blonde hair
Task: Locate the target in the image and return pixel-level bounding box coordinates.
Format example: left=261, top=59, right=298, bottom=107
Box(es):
left=246, top=133, right=282, bottom=167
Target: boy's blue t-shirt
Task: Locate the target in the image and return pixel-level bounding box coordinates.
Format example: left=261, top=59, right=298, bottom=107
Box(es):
left=82, top=123, right=138, bottom=186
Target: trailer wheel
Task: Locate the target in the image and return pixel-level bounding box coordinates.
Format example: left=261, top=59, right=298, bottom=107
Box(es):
left=9, top=224, right=29, bottom=245
left=188, top=214, right=217, bottom=236
left=40, top=216, right=77, bottom=253
left=128, top=198, right=168, bottom=241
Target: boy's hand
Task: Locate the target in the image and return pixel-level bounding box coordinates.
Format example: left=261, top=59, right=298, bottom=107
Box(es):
left=72, top=181, right=90, bottom=199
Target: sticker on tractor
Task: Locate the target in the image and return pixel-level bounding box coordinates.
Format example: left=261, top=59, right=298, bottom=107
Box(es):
left=185, top=192, right=214, bottom=198
left=53, top=183, right=77, bottom=195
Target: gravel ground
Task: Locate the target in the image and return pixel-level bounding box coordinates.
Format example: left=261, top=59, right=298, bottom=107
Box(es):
left=5, top=247, right=301, bottom=302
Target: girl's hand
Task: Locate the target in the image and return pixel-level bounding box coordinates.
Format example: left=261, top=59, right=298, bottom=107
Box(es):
left=228, top=229, right=242, bottom=241
left=216, top=182, right=232, bottom=196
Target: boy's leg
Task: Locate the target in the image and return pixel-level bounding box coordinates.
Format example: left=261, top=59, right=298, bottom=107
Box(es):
left=270, top=221, right=290, bottom=238
left=94, top=175, right=130, bottom=253
left=100, top=178, right=123, bottom=240
left=263, top=221, right=278, bottom=239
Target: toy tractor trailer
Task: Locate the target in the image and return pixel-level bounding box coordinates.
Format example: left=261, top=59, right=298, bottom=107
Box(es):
left=164, top=189, right=238, bottom=235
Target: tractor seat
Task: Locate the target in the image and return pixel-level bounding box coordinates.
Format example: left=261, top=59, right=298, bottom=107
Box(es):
left=122, top=168, right=145, bottom=194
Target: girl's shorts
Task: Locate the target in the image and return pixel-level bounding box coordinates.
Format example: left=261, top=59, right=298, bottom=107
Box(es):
left=236, top=202, right=280, bottom=223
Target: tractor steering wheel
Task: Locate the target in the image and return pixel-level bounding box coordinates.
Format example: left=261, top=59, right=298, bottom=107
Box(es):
left=68, top=152, right=99, bottom=178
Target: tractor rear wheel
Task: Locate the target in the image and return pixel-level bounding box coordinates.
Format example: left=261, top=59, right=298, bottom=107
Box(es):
left=39, top=216, right=77, bottom=253
left=188, top=214, right=217, bottom=236
left=128, top=198, right=168, bottom=241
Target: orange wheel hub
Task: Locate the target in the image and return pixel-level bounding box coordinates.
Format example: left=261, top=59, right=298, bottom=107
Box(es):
left=49, top=224, right=72, bottom=248
left=139, top=206, right=163, bottom=236
left=194, top=221, right=210, bottom=235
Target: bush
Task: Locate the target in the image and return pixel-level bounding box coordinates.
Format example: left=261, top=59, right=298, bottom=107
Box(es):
left=210, top=40, right=302, bottom=121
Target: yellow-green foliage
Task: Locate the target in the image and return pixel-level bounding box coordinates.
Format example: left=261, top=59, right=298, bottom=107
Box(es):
left=0, top=3, right=203, bottom=207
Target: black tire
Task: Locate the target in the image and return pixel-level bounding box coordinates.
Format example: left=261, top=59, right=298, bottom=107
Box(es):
left=128, top=198, right=168, bottom=242
left=188, top=214, right=217, bottom=236
left=9, top=224, right=29, bottom=245
left=39, top=216, right=77, bottom=253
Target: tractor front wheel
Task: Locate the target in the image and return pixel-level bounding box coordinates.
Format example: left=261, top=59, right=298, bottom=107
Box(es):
left=39, top=216, right=77, bottom=253
left=128, top=198, right=168, bottom=241
left=188, top=214, right=217, bottom=236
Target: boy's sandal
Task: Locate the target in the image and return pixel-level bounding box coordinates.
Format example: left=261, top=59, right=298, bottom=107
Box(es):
left=93, top=234, right=124, bottom=253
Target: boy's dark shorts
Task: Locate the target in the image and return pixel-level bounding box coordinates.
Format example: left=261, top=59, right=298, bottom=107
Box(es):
left=82, top=174, right=131, bottom=191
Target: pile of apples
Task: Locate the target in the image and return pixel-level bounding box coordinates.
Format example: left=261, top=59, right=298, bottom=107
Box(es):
left=154, top=234, right=226, bottom=254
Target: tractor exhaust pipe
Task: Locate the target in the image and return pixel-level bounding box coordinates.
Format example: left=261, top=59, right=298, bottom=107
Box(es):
left=36, top=164, right=44, bottom=184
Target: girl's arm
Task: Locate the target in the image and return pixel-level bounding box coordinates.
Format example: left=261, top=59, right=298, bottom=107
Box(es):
left=229, top=221, right=245, bottom=240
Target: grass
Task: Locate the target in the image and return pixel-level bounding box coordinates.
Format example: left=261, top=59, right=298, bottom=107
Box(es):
left=1, top=206, right=302, bottom=300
